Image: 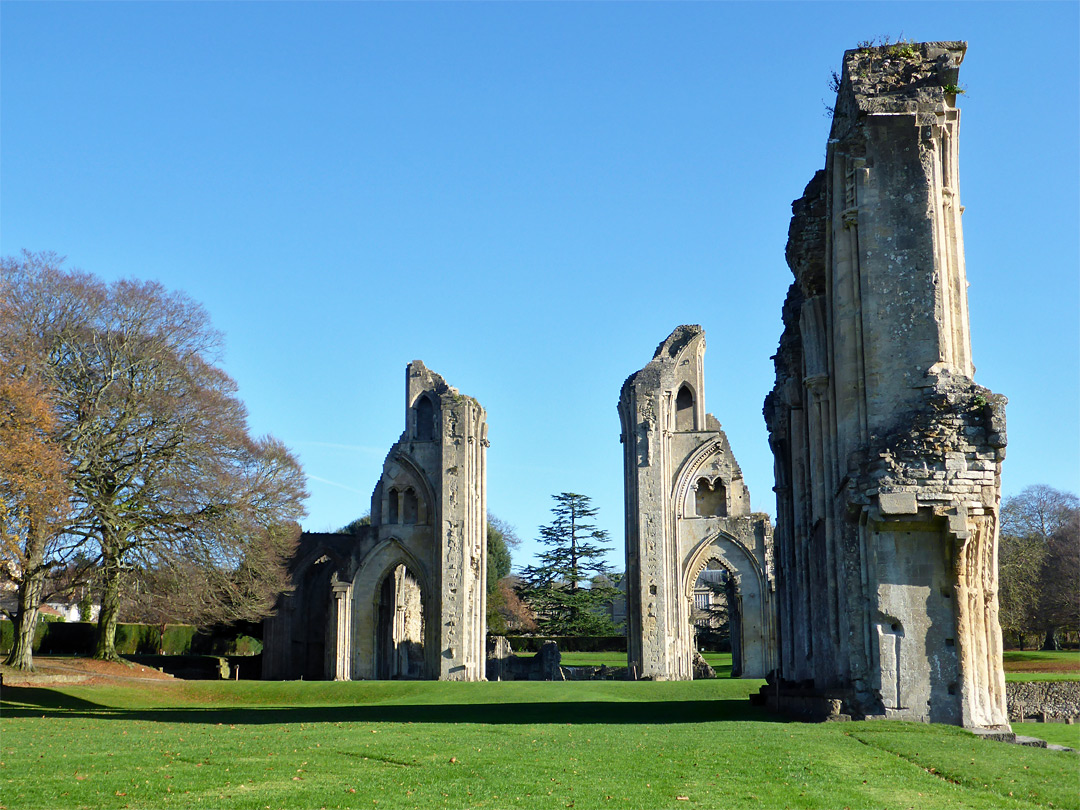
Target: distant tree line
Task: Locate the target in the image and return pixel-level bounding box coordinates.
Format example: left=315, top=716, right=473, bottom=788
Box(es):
left=998, top=485, right=1079, bottom=650
left=1, top=252, right=307, bottom=670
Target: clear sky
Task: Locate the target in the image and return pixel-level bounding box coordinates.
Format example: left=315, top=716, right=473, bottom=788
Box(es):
left=3, top=2, right=1077, bottom=571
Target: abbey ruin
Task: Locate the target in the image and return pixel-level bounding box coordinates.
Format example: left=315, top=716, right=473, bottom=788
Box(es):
left=619, top=326, right=775, bottom=680
left=262, top=41, right=1010, bottom=730
left=763, top=42, right=1009, bottom=726
left=263, top=361, right=489, bottom=681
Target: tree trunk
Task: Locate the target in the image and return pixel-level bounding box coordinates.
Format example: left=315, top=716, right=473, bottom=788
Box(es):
left=1041, top=627, right=1060, bottom=651
left=4, top=571, right=46, bottom=670
left=94, top=556, right=123, bottom=661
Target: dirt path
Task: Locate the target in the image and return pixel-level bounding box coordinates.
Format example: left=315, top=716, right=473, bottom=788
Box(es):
left=1, top=656, right=176, bottom=687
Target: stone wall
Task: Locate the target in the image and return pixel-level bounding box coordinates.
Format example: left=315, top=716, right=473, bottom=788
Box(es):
left=764, top=42, right=1010, bottom=728
left=1006, top=681, right=1080, bottom=722
left=620, top=326, right=775, bottom=680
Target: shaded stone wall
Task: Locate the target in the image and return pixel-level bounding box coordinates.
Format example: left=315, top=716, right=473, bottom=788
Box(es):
left=620, top=326, right=775, bottom=680
left=764, top=42, right=1009, bottom=727
left=262, top=361, right=488, bottom=681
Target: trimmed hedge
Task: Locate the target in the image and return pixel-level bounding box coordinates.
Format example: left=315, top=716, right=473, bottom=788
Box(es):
left=0, top=616, right=56, bottom=653
left=502, top=635, right=627, bottom=653
left=0, top=620, right=259, bottom=656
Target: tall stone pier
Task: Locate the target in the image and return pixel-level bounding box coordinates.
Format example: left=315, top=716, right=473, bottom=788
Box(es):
left=621, top=326, right=775, bottom=681
left=763, top=42, right=1009, bottom=727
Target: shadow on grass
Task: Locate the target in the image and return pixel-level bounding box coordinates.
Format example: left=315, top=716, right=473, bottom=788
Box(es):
left=1, top=685, right=106, bottom=711
left=0, top=696, right=780, bottom=726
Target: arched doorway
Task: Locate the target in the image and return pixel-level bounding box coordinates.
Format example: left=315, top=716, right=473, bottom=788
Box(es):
left=375, top=563, right=427, bottom=679
left=691, top=560, right=743, bottom=677
left=293, top=555, right=335, bottom=681
left=684, top=532, right=771, bottom=678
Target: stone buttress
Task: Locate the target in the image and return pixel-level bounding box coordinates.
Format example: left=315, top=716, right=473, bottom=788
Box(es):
left=764, top=42, right=1009, bottom=727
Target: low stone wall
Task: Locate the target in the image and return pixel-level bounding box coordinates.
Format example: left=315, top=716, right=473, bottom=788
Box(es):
left=486, top=637, right=564, bottom=681
left=561, top=665, right=627, bottom=681
left=1006, top=681, right=1080, bottom=722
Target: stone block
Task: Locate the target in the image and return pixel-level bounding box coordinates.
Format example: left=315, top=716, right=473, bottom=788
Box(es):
left=878, top=491, right=919, bottom=515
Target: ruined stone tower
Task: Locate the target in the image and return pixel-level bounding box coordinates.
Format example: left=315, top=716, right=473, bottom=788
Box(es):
left=263, top=361, right=488, bottom=681
left=764, top=42, right=1009, bottom=726
left=620, top=326, right=775, bottom=680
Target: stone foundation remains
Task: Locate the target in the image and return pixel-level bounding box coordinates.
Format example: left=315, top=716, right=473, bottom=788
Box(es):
left=263, top=361, right=488, bottom=681
left=620, top=326, right=775, bottom=680
left=763, top=42, right=1010, bottom=728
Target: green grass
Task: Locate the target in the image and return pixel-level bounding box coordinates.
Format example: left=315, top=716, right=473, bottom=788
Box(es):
left=1013, top=722, right=1080, bottom=750
left=2, top=679, right=1076, bottom=810
left=1005, top=671, right=1080, bottom=683
left=528, top=650, right=1080, bottom=682
left=511, top=651, right=733, bottom=676
left=1003, top=650, right=1080, bottom=683
left=1004, top=651, right=1079, bottom=665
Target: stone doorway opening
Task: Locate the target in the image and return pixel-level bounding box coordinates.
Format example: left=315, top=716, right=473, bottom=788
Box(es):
left=692, top=560, right=743, bottom=677
left=376, top=564, right=427, bottom=679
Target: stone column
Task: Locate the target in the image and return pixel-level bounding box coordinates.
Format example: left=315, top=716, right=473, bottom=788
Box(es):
left=331, top=579, right=352, bottom=681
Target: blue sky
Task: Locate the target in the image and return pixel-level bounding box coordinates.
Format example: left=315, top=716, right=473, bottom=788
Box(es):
left=3, top=2, right=1077, bottom=571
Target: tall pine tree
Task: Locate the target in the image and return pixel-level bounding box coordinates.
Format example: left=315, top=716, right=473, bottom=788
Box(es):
left=517, top=493, right=621, bottom=636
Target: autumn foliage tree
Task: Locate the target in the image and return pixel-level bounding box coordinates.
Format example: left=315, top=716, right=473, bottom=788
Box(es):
left=0, top=362, right=74, bottom=669
left=486, top=513, right=525, bottom=635
left=2, top=252, right=307, bottom=662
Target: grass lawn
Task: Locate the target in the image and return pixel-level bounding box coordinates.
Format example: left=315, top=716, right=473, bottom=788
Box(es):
left=1003, top=650, right=1080, bottom=683
left=512, top=652, right=733, bottom=676
left=2, top=677, right=1076, bottom=810
left=1013, top=722, right=1080, bottom=750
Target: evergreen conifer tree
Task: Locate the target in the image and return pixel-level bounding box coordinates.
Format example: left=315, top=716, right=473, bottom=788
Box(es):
left=517, top=493, right=622, bottom=636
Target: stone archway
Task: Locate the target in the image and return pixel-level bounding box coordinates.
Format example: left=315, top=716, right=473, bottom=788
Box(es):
left=690, top=558, right=742, bottom=676
left=684, top=532, right=771, bottom=678
left=375, top=563, right=427, bottom=679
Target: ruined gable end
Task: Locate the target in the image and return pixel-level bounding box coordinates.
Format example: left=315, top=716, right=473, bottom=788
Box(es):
left=621, top=325, right=775, bottom=681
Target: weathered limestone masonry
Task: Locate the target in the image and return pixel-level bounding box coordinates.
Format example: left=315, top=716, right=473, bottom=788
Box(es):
left=262, top=361, right=488, bottom=681
left=620, top=326, right=775, bottom=680
left=763, top=42, right=1009, bottom=727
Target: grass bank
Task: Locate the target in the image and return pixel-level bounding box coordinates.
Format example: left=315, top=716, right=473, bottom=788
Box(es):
left=1003, top=650, right=1080, bottom=683
left=2, top=678, right=1076, bottom=810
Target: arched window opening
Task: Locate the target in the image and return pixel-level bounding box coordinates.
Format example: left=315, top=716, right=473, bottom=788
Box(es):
left=376, top=564, right=426, bottom=679
left=695, top=478, right=727, bottom=517
left=675, top=385, right=695, bottom=431
left=415, top=395, right=436, bottom=441
left=402, top=488, right=419, bottom=525
left=387, top=488, right=399, bottom=524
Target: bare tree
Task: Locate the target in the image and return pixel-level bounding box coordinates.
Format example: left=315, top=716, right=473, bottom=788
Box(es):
left=1000, top=485, right=1080, bottom=650
left=120, top=437, right=305, bottom=628
left=2, top=252, right=307, bottom=660
left=1041, top=508, right=1080, bottom=647
left=998, top=531, right=1047, bottom=650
